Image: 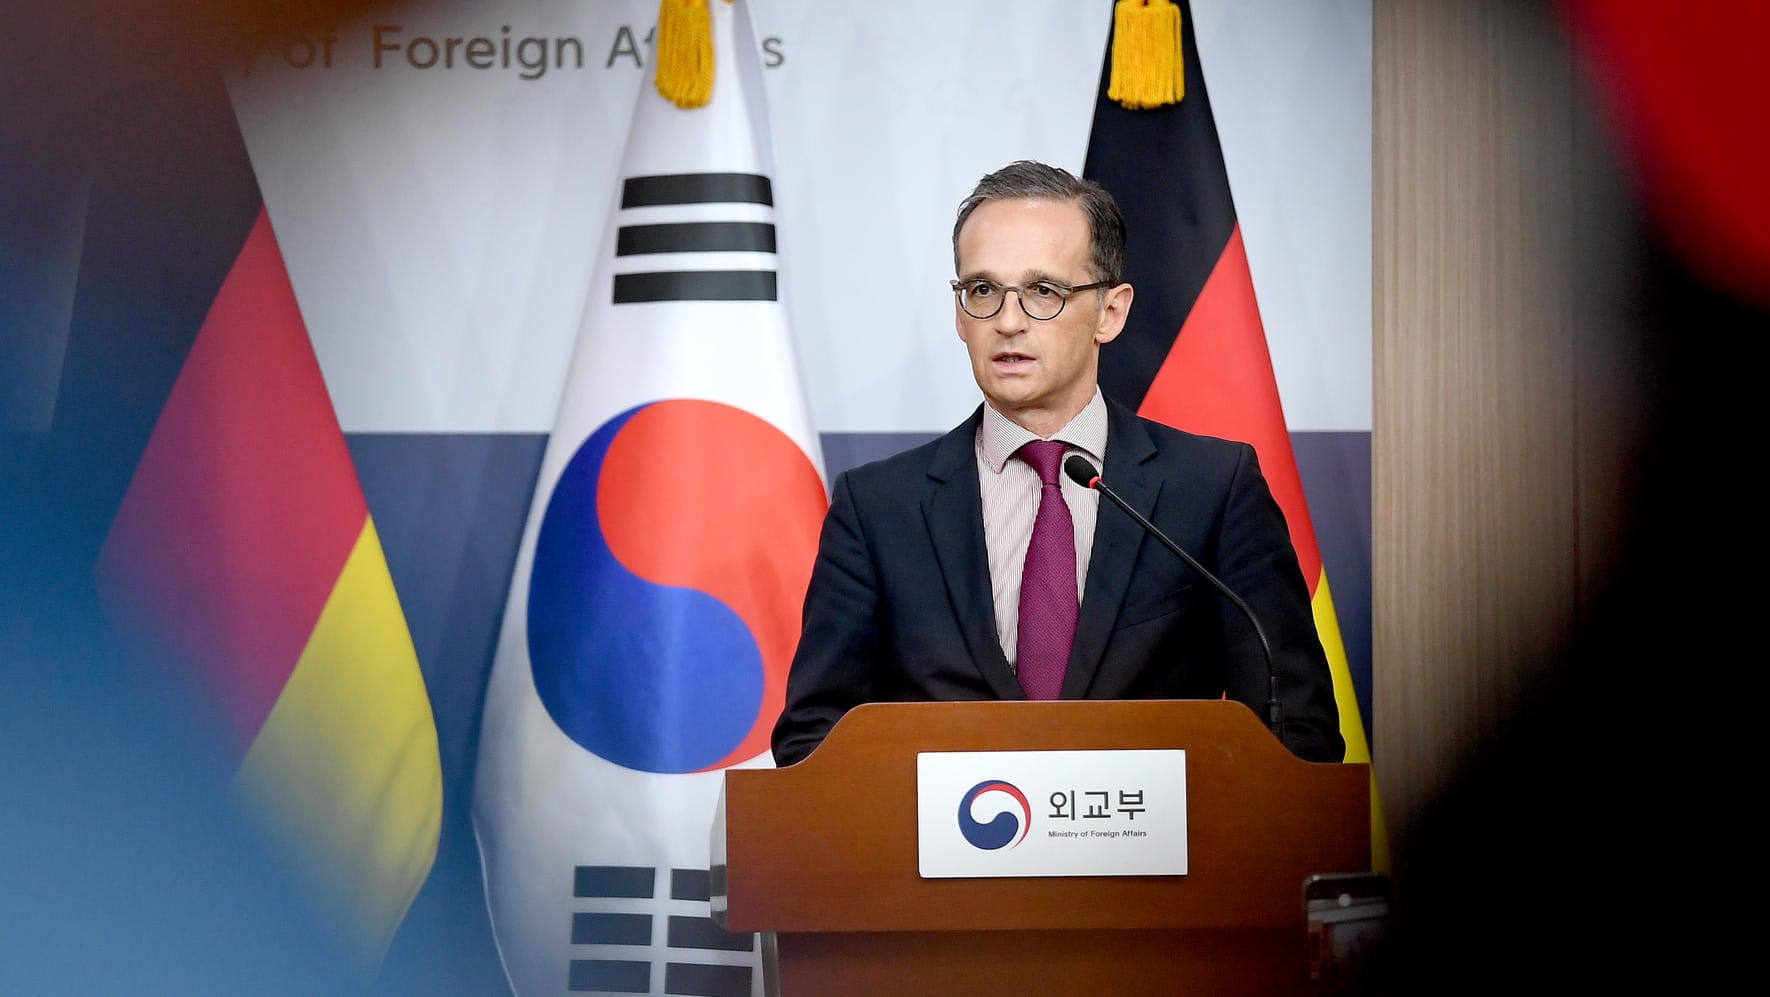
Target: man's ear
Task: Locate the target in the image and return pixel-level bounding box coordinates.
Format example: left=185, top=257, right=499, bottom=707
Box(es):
left=1094, top=283, right=1134, bottom=345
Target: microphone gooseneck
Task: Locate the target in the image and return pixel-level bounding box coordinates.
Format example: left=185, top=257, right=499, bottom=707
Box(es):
left=1062, top=454, right=1285, bottom=745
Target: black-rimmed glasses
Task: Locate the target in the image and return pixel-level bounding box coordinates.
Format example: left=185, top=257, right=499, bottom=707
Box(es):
left=950, top=277, right=1114, bottom=321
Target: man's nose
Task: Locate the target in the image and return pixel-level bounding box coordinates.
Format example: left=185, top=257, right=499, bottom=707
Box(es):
left=994, top=290, right=1030, bottom=333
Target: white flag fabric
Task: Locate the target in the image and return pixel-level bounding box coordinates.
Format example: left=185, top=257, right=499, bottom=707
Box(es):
left=472, top=3, right=827, bottom=994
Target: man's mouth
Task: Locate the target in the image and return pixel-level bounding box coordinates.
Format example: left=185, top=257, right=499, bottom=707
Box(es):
left=993, top=352, right=1033, bottom=366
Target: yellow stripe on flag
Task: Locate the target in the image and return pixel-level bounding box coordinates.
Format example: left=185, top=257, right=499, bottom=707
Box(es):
left=1312, top=571, right=1391, bottom=874
left=234, top=516, right=442, bottom=963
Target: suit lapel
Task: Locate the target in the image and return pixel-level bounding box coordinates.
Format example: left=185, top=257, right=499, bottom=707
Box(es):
left=923, top=407, right=1024, bottom=700
left=1062, top=399, right=1159, bottom=698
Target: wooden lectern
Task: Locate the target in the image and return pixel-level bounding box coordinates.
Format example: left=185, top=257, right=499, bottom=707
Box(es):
left=710, top=699, right=1370, bottom=996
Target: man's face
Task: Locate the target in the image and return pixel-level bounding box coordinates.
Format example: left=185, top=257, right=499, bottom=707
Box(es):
left=954, top=197, right=1130, bottom=435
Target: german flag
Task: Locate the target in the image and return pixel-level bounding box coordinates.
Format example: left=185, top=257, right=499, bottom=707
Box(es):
left=1084, top=0, right=1389, bottom=872
left=87, top=67, right=442, bottom=963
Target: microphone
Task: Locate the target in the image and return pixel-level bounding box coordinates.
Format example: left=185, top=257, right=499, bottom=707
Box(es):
left=1063, top=453, right=1285, bottom=745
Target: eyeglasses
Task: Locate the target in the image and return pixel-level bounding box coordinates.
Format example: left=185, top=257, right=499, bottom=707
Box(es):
left=950, top=277, right=1115, bottom=321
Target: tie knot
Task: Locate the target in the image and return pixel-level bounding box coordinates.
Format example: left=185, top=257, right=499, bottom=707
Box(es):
left=1017, top=440, right=1067, bottom=485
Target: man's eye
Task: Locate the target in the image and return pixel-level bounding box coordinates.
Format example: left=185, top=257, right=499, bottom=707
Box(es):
left=967, top=281, right=998, bottom=297
left=1028, top=282, right=1062, bottom=299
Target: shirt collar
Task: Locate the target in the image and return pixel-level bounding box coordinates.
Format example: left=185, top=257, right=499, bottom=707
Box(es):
left=977, top=388, right=1109, bottom=474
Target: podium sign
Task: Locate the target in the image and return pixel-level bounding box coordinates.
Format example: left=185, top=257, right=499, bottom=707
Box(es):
left=915, top=749, right=1188, bottom=878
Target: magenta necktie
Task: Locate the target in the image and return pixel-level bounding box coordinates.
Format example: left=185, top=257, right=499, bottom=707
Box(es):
left=1015, top=440, right=1078, bottom=700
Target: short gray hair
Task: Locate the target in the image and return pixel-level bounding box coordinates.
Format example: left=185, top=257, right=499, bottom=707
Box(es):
left=951, top=160, right=1126, bottom=285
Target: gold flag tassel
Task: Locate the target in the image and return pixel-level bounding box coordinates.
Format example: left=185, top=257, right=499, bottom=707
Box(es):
left=656, top=0, right=716, bottom=108
left=1108, top=0, right=1185, bottom=110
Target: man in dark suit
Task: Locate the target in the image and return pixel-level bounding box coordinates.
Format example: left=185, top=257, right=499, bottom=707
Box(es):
left=771, top=160, right=1342, bottom=766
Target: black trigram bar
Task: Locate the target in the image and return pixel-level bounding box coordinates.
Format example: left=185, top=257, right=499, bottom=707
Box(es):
left=575, top=865, right=656, bottom=898
left=612, top=271, right=777, bottom=303
left=572, top=911, right=651, bottom=946
left=667, top=915, right=753, bottom=953
left=670, top=868, right=712, bottom=901
left=617, top=222, right=776, bottom=256
left=568, top=958, right=649, bottom=993
left=622, top=173, right=773, bottom=208
left=569, top=866, right=755, bottom=995
left=664, top=961, right=752, bottom=997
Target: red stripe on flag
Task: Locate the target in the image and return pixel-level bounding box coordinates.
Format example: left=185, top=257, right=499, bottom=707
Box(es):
left=97, top=207, right=367, bottom=758
left=1561, top=0, right=1770, bottom=304
left=1136, top=224, right=1323, bottom=588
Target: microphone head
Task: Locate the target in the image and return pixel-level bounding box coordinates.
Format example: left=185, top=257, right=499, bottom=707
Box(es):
left=1063, top=454, right=1101, bottom=489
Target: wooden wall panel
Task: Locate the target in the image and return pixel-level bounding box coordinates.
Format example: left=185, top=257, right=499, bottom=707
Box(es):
left=1372, top=0, right=1609, bottom=858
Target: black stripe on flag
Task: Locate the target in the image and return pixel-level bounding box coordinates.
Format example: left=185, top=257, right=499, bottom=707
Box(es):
left=664, top=961, right=752, bottom=997
left=52, top=67, right=263, bottom=541
left=612, top=271, right=777, bottom=303
left=621, top=173, right=773, bottom=207
left=1083, top=0, right=1238, bottom=411
left=574, top=865, right=655, bottom=898
left=566, top=866, right=756, bottom=995
left=571, top=911, right=651, bottom=945
left=667, top=915, right=754, bottom=952
left=568, top=959, right=648, bottom=993
left=617, top=222, right=776, bottom=256
left=670, top=868, right=711, bottom=901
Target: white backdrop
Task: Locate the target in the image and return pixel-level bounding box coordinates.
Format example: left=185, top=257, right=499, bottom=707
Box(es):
left=231, top=0, right=1370, bottom=438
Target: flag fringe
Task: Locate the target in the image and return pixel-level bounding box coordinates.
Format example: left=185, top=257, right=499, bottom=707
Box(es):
left=656, top=0, right=717, bottom=108
left=1108, top=0, right=1185, bottom=110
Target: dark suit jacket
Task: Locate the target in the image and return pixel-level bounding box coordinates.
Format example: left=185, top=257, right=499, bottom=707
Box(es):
left=771, top=396, right=1344, bottom=765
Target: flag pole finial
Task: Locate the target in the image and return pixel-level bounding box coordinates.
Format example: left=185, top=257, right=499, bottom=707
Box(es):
left=1108, top=0, right=1185, bottom=110
left=656, top=0, right=722, bottom=108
